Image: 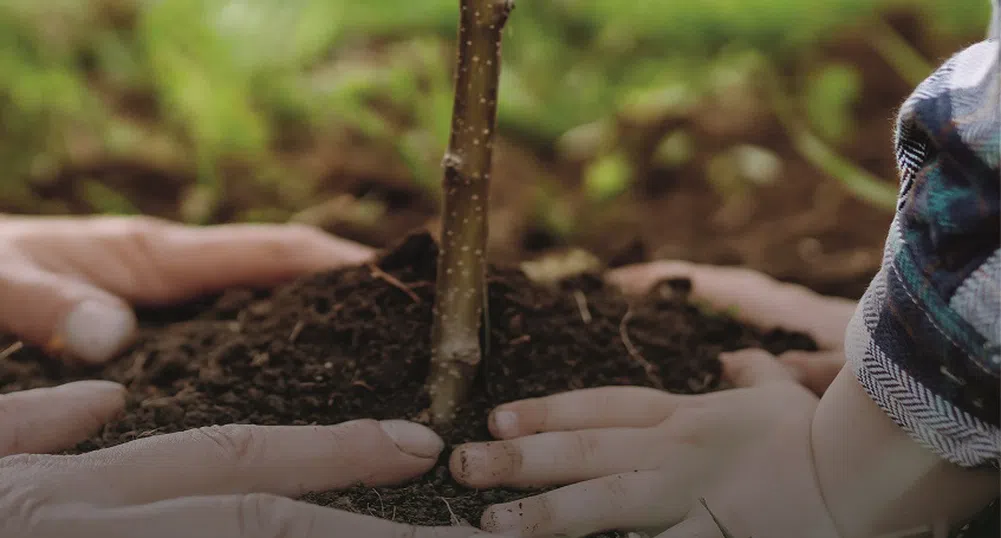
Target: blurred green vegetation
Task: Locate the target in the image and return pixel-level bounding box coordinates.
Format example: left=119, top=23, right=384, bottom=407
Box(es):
left=0, top=0, right=991, bottom=222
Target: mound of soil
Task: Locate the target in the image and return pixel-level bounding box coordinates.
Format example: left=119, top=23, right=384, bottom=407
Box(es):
left=2, top=231, right=823, bottom=537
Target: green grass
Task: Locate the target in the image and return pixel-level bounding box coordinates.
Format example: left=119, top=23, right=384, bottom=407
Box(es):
left=0, top=0, right=992, bottom=219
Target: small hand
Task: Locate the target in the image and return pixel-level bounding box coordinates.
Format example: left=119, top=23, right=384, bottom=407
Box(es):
left=450, top=350, right=840, bottom=538
left=0, top=385, right=494, bottom=538
left=608, top=261, right=857, bottom=395
left=0, top=215, right=373, bottom=363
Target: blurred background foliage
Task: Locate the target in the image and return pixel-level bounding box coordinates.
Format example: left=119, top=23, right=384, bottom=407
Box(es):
left=0, top=0, right=991, bottom=236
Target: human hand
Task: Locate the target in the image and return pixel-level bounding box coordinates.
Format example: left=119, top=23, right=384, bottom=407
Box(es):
left=449, top=350, right=840, bottom=537
left=0, top=215, right=373, bottom=363
left=608, top=261, right=858, bottom=395
left=0, top=383, right=493, bottom=538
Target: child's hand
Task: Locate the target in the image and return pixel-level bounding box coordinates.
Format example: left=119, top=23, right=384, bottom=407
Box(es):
left=450, top=350, right=841, bottom=538
left=0, top=215, right=373, bottom=363
left=608, top=261, right=857, bottom=395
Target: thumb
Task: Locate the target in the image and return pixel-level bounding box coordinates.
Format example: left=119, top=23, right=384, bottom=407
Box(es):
left=0, top=380, right=126, bottom=456
left=0, top=264, right=137, bottom=364
left=719, top=349, right=796, bottom=388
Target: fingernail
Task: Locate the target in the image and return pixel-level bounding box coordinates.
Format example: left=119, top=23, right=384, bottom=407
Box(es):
left=491, top=410, right=519, bottom=438
left=379, top=420, right=445, bottom=459
left=61, top=300, right=137, bottom=363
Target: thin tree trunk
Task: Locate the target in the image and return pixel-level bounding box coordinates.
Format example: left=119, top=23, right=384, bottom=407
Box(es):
left=427, top=0, right=514, bottom=427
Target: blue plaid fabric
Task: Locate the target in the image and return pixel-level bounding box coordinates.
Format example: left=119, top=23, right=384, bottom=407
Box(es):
left=846, top=38, right=1000, bottom=468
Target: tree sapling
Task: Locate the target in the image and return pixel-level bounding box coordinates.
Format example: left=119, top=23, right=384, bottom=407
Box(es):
left=427, top=0, right=515, bottom=427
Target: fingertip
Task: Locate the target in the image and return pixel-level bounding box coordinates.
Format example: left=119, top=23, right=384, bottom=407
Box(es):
left=377, top=420, right=444, bottom=460
left=56, top=380, right=128, bottom=419
left=449, top=444, right=473, bottom=485
left=488, top=408, right=520, bottom=439
left=58, top=299, right=137, bottom=364
left=289, top=224, right=375, bottom=266
left=480, top=502, right=520, bottom=534
left=0, top=380, right=127, bottom=455
left=449, top=443, right=495, bottom=488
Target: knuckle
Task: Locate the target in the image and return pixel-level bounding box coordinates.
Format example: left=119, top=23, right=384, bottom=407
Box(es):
left=496, top=440, right=524, bottom=477
left=643, top=389, right=676, bottom=417
left=237, top=493, right=307, bottom=538
left=531, top=399, right=551, bottom=432
left=569, top=432, right=601, bottom=464
left=660, top=404, right=717, bottom=448
left=187, top=425, right=262, bottom=463
left=531, top=494, right=555, bottom=529
left=119, top=217, right=175, bottom=302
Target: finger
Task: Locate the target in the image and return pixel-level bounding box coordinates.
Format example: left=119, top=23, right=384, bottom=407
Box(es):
left=33, top=493, right=496, bottom=538
left=719, top=349, right=795, bottom=388
left=17, top=216, right=374, bottom=305
left=0, top=263, right=137, bottom=363
left=487, top=386, right=682, bottom=439
left=0, top=381, right=126, bottom=456
left=60, top=420, right=443, bottom=506
left=607, top=261, right=856, bottom=349
left=451, top=427, right=666, bottom=488
left=777, top=350, right=847, bottom=396
left=481, top=471, right=686, bottom=537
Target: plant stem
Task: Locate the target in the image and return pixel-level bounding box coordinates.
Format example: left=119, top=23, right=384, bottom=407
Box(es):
left=870, top=17, right=933, bottom=87
left=765, top=63, right=898, bottom=212
left=428, top=0, right=514, bottom=427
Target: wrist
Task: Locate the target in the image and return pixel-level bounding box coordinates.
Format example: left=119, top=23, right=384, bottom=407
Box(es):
left=811, top=369, right=999, bottom=537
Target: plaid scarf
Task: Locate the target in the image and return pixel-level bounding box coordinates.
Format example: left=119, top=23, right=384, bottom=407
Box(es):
left=846, top=37, right=1000, bottom=468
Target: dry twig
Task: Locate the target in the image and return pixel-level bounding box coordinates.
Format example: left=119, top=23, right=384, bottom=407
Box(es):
left=368, top=264, right=420, bottom=303
left=0, top=341, right=24, bottom=361
left=619, top=308, right=663, bottom=389
left=573, top=289, right=592, bottom=324
left=439, top=496, right=466, bottom=526
left=288, top=320, right=305, bottom=342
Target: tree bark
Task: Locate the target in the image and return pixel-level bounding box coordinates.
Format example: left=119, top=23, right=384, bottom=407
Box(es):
left=427, top=0, right=514, bottom=427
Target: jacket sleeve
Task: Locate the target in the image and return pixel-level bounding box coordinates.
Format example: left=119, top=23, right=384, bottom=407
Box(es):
left=845, top=38, right=1000, bottom=469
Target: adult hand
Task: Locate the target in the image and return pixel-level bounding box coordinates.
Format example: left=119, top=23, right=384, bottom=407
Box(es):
left=450, top=350, right=840, bottom=538
left=608, top=261, right=858, bottom=395
left=0, top=383, right=492, bottom=538
left=0, top=215, right=373, bottom=363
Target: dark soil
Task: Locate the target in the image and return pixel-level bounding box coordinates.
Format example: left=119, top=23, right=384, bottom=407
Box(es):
left=0, top=232, right=823, bottom=537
